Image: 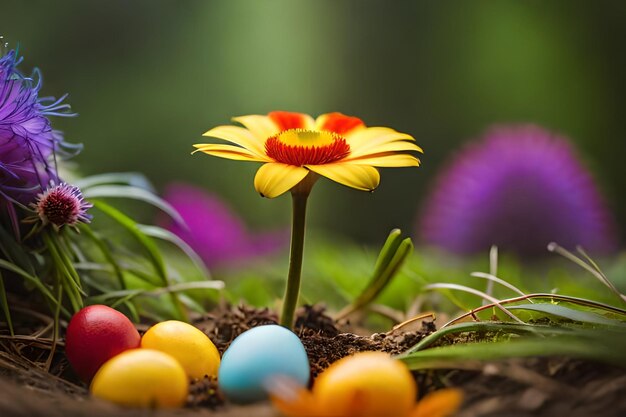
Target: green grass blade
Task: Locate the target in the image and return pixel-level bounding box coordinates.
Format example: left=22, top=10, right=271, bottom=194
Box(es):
left=93, top=201, right=187, bottom=321
left=337, top=230, right=412, bottom=318
left=0, top=259, right=70, bottom=318
left=0, top=270, right=14, bottom=336
left=74, top=172, right=152, bottom=190
left=398, top=329, right=626, bottom=369
left=123, top=268, right=163, bottom=286
left=0, top=226, right=36, bottom=275
left=84, top=185, right=184, bottom=224
left=548, top=242, right=626, bottom=305
left=42, top=232, right=84, bottom=312
left=444, top=293, right=626, bottom=327
left=470, top=272, right=529, bottom=299
left=424, top=283, right=525, bottom=324
left=110, top=293, right=142, bottom=310
left=94, top=202, right=166, bottom=279
left=356, top=239, right=413, bottom=310
left=507, top=303, right=626, bottom=327
left=50, top=233, right=84, bottom=291
left=405, top=321, right=572, bottom=354
left=88, top=280, right=224, bottom=304
left=78, top=225, right=126, bottom=289
left=371, top=229, right=403, bottom=279
left=137, top=225, right=211, bottom=279
left=177, top=294, right=209, bottom=314
left=123, top=300, right=140, bottom=322
left=76, top=224, right=144, bottom=318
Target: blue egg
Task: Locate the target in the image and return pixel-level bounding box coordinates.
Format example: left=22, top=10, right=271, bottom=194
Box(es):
left=218, top=324, right=310, bottom=403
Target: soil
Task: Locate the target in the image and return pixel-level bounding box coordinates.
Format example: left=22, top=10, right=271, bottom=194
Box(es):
left=1, top=303, right=625, bottom=417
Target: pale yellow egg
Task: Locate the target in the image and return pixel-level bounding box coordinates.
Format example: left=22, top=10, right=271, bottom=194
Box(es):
left=90, top=349, right=188, bottom=408
left=141, top=320, right=220, bottom=379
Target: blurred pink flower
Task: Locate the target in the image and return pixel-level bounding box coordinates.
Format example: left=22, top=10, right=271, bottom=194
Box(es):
left=159, top=183, right=288, bottom=268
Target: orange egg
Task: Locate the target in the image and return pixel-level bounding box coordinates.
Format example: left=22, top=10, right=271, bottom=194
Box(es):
left=90, top=349, right=188, bottom=408
left=270, top=352, right=462, bottom=417
left=141, top=320, right=220, bottom=379
left=313, top=352, right=417, bottom=417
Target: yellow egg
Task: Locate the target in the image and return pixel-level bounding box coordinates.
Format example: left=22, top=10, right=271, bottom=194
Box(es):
left=141, top=320, right=220, bottom=379
left=313, top=351, right=417, bottom=417
left=90, top=349, right=188, bottom=408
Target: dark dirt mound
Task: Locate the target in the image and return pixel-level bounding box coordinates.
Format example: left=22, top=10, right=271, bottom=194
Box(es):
left=189, top=304, right=434, bottom=406
left=1, top=303, right=625, bottom=417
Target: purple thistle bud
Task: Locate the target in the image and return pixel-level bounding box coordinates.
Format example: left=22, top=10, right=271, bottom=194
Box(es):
left=34, top=183, right=92, bottom=228
left=159, top=183, right=288, bottom=268
left=0, top=47, right=76, bottom=207
left=418, top=125, right=617, bottom=257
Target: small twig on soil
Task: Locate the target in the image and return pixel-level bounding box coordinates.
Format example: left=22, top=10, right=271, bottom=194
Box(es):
left=548, top=242, right=626, bottom=305
left=31, top=322, right=54, bottom=339
left=7, top=303, right=55, bottom=325
left=393, top=312, right=436, bottom=332
left=44, top=283, right=63, bottom=372
left=0, top=335, right=63, bottom=347
left=0, top=340, right=82, bottom=394
left=483, top=245, right=498, bottom=304
left=424, top=283, right=526, bottom=324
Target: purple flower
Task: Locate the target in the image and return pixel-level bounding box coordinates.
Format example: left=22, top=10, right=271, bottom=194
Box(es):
left=34, top=183, right=92, bottom=228
left=0, top=48, right=75, bottom=207
left=418, top=125, right=617, bottom=256
left=159, top=183, right=288, bottom=268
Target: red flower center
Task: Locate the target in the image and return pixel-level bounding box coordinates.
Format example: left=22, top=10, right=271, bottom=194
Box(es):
left=265, top=129, right=351, bottom=166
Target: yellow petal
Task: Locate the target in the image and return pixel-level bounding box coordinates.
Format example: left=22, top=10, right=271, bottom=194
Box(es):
left=254, top=163, right=310, bottom=198
left=346, top=127, right=416, bottom=155
left=347, top=153, right=421, bottom=167
left=410, top=389, right=463, bottom=417
left=306, top=163, right=380, bottom=192
left=232, top=115, right=280, bottom=142
left=202, top=125, right=266, bottom=157
left=192, top=144, right=268, bottom=162
left=347, top=140, right=423, bottom=159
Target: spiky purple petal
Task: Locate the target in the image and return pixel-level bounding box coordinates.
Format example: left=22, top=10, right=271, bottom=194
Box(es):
left=0, top=48, right=75, bottom=206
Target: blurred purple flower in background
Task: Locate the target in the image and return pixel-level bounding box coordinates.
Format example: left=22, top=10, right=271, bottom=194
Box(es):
left=160, top=183, right=288, bottom=268
left=0, top=47, right=75, bottom=208
left=418, top=125, right=617, bottom=257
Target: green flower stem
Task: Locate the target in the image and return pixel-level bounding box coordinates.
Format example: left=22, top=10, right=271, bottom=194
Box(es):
left=43, top=230, right=83, bottom=313
left=45, top=276, right=62, bottom=372
left=280, top=188, right=311, bottom=328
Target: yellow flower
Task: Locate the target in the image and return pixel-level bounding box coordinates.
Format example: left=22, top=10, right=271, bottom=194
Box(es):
left=194, top=111, right=422, bottom=198
left=193, top=111, right=423, bottom=328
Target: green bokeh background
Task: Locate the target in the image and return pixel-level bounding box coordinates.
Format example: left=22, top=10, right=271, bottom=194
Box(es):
left=3, top=0, right=625, bottom=244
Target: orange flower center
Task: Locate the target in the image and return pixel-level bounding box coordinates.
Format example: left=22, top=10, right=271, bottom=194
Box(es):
left=265, top=129, right=351, bottom=166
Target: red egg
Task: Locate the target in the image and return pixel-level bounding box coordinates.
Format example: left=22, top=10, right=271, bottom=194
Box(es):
left=65, top=305, right=141, bottom=382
